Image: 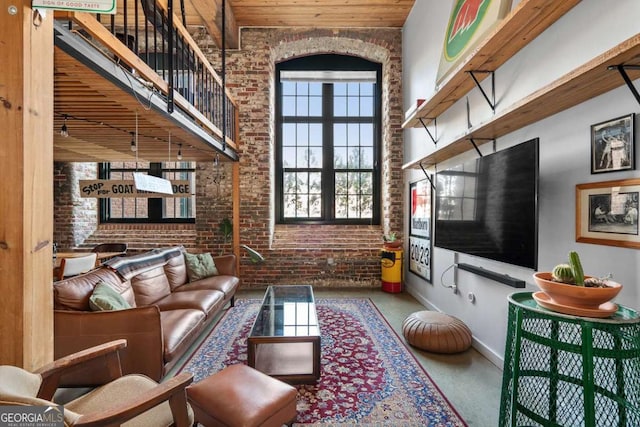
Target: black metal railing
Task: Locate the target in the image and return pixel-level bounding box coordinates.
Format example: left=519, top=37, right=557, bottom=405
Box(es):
left=70, top=0, right=236, bottom=145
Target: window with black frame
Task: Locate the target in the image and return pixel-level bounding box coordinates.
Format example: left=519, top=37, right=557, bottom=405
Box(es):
left=99, top=161, right=195, bottom=223
left=276, top=54, right=381, bottom=225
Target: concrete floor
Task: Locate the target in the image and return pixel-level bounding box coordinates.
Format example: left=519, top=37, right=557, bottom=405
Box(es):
left=233, top=287, right=504, bottom=426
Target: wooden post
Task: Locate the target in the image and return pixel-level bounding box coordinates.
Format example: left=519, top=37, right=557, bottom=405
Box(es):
left=0, top=2, right=54, bottom=369
left=232, top=161, right=240, bottom=274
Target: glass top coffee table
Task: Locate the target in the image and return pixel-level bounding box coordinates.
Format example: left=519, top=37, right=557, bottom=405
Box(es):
left=247, top=285, right=321, bottom=384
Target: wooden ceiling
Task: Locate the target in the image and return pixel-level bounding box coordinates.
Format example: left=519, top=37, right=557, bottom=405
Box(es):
left=228, top=0, right=415, bottom=28
left=54, top=48, right=225, bottom=163
left=187, top=0, right=416, bottom=48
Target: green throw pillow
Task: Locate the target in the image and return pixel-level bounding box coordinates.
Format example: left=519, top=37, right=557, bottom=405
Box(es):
left=184, top=252, right=219, bottom=281
left=89, top=281, right=131, bottom=311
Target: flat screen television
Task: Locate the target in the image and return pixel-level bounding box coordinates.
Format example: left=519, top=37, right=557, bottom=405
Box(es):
left=434, top=138, right=539, bottom=270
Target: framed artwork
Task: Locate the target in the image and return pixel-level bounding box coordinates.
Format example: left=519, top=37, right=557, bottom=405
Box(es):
left=409, top=178, right=432, bottom=282
left=576, top=178, right=640, bottom=249
left=436, top=0, right=512, bottom=85
left=591, top=113, right=635, bottom=174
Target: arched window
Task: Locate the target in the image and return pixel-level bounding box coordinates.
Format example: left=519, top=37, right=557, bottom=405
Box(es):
left=276, top=54, right=381, bottom=224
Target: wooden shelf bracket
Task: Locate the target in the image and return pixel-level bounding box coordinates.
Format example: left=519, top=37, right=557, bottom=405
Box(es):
left=467, top=70, right=496, bottom=112
left=609, top=64, right=640, bottom=107
left=418, top=117, right=438, bottom=146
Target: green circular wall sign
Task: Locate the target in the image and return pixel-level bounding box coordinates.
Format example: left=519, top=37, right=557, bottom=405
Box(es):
left=444, top=0, right=492, bottom=61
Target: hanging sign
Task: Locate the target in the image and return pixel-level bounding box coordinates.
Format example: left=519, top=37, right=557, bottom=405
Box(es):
left=32, top=0, right=116, bottom=14
left=436, top=0, right=512, bottom=84
left=409, top=178, right=433, bottom=283
left=79, top=180, right=190, bottom=198
left=133, top=172, right=173, bottom=195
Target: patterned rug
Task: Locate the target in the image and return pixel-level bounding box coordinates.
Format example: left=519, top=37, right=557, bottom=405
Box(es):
left=177, top=298, right=467, bottom=426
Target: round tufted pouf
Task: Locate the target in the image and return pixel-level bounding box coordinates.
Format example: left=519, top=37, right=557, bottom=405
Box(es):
left=402, top=311, right=472, bottom=354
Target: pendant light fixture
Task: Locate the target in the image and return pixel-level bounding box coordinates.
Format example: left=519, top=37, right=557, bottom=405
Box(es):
left=60, top=114, right=69, bottom=137
left=130, top=132, right=137, bottom=152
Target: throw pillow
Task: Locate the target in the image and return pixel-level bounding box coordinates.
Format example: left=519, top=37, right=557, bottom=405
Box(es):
left=184, top=252, right=218, bottom=281
left=89, top=281, right=131, bottom=311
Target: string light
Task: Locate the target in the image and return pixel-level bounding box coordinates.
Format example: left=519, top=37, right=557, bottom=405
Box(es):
left=167, top=132, right=172, bottom=163
left=60, top=115, right=69, bottom=137
left=177, top=144, right=183, bottom=160
left=56, top=113, right=213, bottom=157
left=130, top=132, right=137, bottom=152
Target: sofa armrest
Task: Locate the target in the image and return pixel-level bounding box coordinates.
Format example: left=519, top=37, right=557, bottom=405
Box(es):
left=54, top=306, right=164, bottom=385
left=212, top=254, right=237, bottom=277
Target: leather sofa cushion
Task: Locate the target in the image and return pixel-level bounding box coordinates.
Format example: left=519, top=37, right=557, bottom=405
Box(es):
left=174, top=275, right=240, bottom=298
left=54, top=268, right=135, bottom=310
left=154, top=290, right=225, bottom=317
left=160, top=309, right=205, bottom=363
left=131, top=267, right=171, bottom=306
left=208, top=254, right=236, bottom=276
left=164, top=254, right=188, bottom=291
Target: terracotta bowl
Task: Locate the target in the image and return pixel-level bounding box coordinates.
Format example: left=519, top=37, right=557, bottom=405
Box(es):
left=533, top=272, right=622, bottom=309
left=383, top=240, right=402, bottom=249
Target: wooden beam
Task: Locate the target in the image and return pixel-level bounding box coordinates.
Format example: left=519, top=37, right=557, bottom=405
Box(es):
left=187, top=0, right=239, bottom=49
left=0, top=1, right=54, bottom=369
left=232, top=109, right=240, bottom=273
left=232, top=161, right=240, bottom=275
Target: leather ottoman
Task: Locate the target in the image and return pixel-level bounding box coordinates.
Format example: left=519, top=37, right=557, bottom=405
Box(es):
left=402, top=310, right=472, bottom=354
left=186, top=364, right=298, bottom=427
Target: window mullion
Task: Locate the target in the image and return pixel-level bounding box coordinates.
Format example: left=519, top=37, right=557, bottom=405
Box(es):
left=148, top=163, right=163, bottom=221
left=323, top=82, right=334, bottom=221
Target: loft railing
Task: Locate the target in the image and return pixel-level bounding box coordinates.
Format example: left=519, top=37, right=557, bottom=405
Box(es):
left=55, top=0, right=237, bottom=149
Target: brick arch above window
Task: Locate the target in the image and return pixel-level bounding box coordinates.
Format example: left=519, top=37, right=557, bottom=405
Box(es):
left=270, top=36, right=391, bottom=66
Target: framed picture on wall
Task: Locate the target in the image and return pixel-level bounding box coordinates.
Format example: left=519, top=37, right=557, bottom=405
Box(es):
left=409, top=178, right=433, bottom=282
left=576, top=178, right=640, bottom=249
left=590, top=113, right=635, bottom=174
left=436, top=0, right=512, bottom=85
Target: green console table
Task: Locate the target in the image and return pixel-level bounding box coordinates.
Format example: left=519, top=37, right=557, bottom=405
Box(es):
left=499, top=292, right=640, bottom=427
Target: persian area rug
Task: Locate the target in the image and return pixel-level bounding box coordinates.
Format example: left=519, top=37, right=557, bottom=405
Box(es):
left=177, top=298, right=467, bottom=427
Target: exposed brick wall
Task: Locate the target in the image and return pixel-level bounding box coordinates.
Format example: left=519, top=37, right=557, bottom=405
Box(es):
left=54, top=27, right=405, bottom=290
left=194, top=161, right=234, bottom=254
left=53, top=162, right=97, bottom=248
left=199, top=28, right=405, bottom=289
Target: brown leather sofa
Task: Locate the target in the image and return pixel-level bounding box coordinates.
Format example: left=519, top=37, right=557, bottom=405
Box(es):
left=53, top=247, right=239, bottom=385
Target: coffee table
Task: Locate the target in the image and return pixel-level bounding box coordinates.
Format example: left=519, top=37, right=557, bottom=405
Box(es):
left=247, top=285, right=321, bottom=384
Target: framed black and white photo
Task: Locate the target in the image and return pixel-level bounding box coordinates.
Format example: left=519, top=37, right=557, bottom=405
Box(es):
left=409, top=178, right=432, bottom=282
left=576, top=178, right=640, bottom=249
left=591, top=113, right=635, bottom=174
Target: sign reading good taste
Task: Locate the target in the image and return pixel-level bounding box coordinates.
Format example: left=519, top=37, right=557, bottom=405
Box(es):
left=79, top=180, right=191, bottom=198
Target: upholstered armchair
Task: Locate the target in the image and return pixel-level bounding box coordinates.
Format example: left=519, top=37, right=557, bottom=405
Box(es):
left=0, top=339, right=194, bottom=426
left=57, top=253, right=98, bottom=281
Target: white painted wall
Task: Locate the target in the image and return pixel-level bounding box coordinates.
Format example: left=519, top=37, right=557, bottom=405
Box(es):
left=402, top=0, right=640, bottom=367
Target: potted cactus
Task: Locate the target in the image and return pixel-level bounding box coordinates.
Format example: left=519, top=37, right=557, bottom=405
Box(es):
left=383, top=232, right=402, bottom=249
left=533, top=251, right=622, bottom=311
